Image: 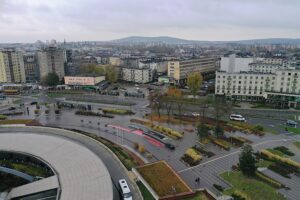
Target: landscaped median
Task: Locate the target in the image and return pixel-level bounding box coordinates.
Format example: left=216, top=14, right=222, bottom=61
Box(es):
left=181, top=148, right=202, bottom=166
left=101, top=108, right=135, bottom=115
left=260, top=149, right=300, bottom=169
left=130, top=118, right=184, bottom=139
left=133, top=160, right=194, bottom=200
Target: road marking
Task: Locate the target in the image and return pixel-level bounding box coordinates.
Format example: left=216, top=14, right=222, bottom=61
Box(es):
left=178, top=138, right=294, bottom=174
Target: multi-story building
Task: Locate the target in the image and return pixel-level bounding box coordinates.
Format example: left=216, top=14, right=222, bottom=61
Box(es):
left=220, top=54, right=255, bottom=73
left=0, top=49, right=26, bottom=83
left=249, top=63, right=284, bottom=73
left=37, top=47, right=65, bottom=80
left=23, top=53, right=39, bottom=83
left=215, top=69, right=300, bottom=108
left=167, top=57, right=218, bottom=84
left=122, top=67, right=152, bottom=83
left=64, top=75, right=105, bottom=86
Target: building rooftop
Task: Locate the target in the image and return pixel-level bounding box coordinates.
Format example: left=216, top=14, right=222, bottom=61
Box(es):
left=0, top=132, right=113, bottom=200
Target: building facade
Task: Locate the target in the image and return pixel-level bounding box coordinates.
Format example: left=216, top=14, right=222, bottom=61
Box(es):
left=122, top=67, right=152, bottom=83
left=23, top=54, right=39, bottom=83
left=64, top=75, right=105, bottom=86
left=215, top=69, right=300, bottom=107
left=37, top=47, right=65, bottom=80
left=0, top=49, right=26, bottom=83
left=167, top=57, right=218, bottom=84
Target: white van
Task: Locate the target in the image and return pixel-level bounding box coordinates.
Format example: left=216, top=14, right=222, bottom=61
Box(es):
left=119, top=179, right=133, bottom=200
left=230, top=114, right=246, bottom=122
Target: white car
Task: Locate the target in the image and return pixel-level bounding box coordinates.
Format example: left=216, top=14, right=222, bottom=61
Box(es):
left=119, top=179, right=132, bottom=200
left=192, top=112, right=200, bottom=117
left=230, top=114, right=246, bottom=122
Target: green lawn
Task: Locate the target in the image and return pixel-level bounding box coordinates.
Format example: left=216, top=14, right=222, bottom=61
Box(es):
left=256, top=160, right=274, bottom=168
left=47, top=93, right=65, bottom=98
left=294, top=141, right=300, bottom=150
left=266, top=149, right=285, bottom=157
left=220, top=171, right=286, bottom=200
left=286, top=126, right=300, bottom=134
left=136, top=181, right=155, bottom=200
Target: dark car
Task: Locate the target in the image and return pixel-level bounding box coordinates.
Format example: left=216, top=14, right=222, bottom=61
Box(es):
left=30, top=101, right=38, bottom=105
left=165, top=143, right=175, bottom=150
left=8, top=107, right=16, bottom=111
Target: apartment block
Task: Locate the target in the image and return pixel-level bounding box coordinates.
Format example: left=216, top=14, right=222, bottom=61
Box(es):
left=167, top=57, right=218, bottom=84
left=0, top=49, right=26, bottom=83
left=23, top=53, right=39, bottom=83
left=37, top=47, right=65, bottom=80
left=122, top=67, right=152, bottom=83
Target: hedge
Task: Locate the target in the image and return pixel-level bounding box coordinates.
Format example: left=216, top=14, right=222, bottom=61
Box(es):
left=261, top=150, right=300, bottom=169
left=255, top=171, right=283, bottom=188
left=151, top=125, right=183, bottom=139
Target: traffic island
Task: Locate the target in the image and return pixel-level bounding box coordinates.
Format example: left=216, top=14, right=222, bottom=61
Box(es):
left=133, top=160, right=194, bottom=200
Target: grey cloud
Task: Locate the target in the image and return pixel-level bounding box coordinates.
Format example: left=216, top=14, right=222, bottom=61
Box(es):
left=0, top=0, right=299, bottom=42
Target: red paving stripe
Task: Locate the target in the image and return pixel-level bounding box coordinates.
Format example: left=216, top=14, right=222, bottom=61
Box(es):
left=144, top=135, right=164, bottom=147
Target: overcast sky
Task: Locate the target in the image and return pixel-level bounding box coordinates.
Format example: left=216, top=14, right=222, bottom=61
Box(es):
left=0, top=0, right=299, bottom=43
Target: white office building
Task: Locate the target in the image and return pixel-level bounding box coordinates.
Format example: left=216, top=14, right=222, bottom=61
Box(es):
left=215, top=69, right=300, bottom=108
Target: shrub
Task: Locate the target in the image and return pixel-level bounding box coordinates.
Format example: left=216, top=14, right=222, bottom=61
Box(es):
left=232, top=190, right=249, bottom=200
left=255, top=171, right=283, bottom=188
left=251, top=125, right=264, bottom=133
left=45, top=110, right=50, bottom=114
left=261, top=150, right=300, bottom=169
left=268, top=163, right=295, bottom=178
left=102, top=108, right=135, bottom=115
left=133, top=142, right=139, bottom=150
left=213, top=184, right=224, bottom=192
left=273, top=146, right=295, bottom=156
left=185, top=148, right=202, bottom=161
left=138, top=145, right=146, bottom=154
left=211, top=138, right=231, bottom=150
left=34, top=109, right=39, bottom=114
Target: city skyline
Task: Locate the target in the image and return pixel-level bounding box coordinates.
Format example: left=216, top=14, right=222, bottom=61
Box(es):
left=0, top=0, right=300, bottom=43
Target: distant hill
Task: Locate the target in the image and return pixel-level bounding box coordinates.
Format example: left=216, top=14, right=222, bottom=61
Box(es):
left=110, top=36, right=300, bottom=45
left=110, top=36, right=206, bottom=45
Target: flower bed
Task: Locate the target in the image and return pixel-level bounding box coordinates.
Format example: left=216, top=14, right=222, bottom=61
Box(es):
left=211, top=138, right=231, bottom=150
left=130, top=119, right=183, bottom=139
left=192, top=146, right=215, bottom=158
left=75, top=110, right=114, bottom=118
left=268, top=163, right=294, bottom=178
left=130, top=118, right=152, bottom=126
left=151, top=125, right=183, bottom=139
left=228, top=122, right=265, bottom=136
left=102, top=108, right=135, bottom=115
left=182, top=148, right=202, bottom=166
left=273, top=146, right=295, bottom=156
left=261, top=149, right=300, bottom=169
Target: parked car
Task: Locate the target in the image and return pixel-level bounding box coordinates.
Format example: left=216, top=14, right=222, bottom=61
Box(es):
left=286, top=120, right=297, bottom=127
left=118, top=179, right=132, bottom=200
left=8, top=107, right=16, bottom=111
left=230, top=114, right=246, bottom=122
left=165, top=143, right=175, bottom=150
left=192, top=112, right=200, bottom=117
